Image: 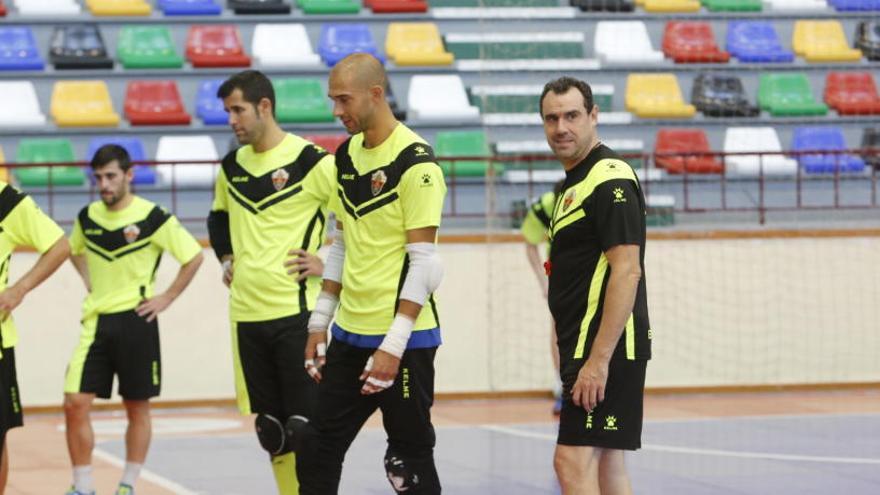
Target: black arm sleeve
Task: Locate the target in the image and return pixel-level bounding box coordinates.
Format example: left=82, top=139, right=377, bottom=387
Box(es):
left=207, top=210, right=232, bottom=260
left=592, top=179, right=645, bottom=251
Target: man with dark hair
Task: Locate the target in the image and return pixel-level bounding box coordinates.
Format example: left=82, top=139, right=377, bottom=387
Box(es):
left=296, top=52, right=446, bottom=495
left=64, top=144, right=204, bottom=495
left=540, top=76, right=651, bottom=495
left=208, top=69, right=336, bottom=494
left=0, top=174, right=69, bottom=494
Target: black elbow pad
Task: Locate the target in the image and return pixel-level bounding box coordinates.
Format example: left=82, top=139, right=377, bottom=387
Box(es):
left=207, top=210, right=232, bottom=260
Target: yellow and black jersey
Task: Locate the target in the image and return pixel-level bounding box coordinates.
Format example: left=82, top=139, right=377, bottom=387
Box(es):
left=330, top=124, right=446, bottom=348
left=521, top=190, right=557, bottom=247
left=70, top=196, right=202, bottom=320
left=211, top=133, right=336, bottom=322
left=0, top=182, right=64, bottom=352
left=548, top=144, right=651, bottom=377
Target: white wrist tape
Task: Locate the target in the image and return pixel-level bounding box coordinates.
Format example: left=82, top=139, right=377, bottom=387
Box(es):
left=323, top=234, right=345, bottom=284
left=399, top=243, right=443, bottom=306
left=308, top=292, right=338, bottom=333
left=378, top=314, right=415, bottom=359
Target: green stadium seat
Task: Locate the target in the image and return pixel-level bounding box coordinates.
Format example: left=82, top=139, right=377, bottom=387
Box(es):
left=435, top=130, right=501, bottom=177
left=15, top=138, right=85, bottom=187
left=757, top=73, right=828, bottom=117
left=117, top=26, right=183, bottom=69
left=445, top=32, right=584, bottom=60
left=430, top=0, right=558, bottom=5
left=274, top=78, right=334, bottom=123
left=298, top=0, right=360, bottom=14
left=701, top=0, right=761, bottom=10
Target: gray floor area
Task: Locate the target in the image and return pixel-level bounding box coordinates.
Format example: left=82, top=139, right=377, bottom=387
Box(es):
left=96, top=413, right=880, bottom=495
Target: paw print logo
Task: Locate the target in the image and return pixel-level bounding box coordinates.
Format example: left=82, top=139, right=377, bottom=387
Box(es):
left=604, top=415, right=619, bottom=431
left=422, top=173, right=432, bottom=185
left=612, top=188, right=627, bottom=204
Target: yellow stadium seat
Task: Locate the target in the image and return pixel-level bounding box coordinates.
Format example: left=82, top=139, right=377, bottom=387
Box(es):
left=85, top=0, right=151, bottom=16
left=625, top=73, right=696, bottom=118
left=792, top=21, right=862, bottom=63
left=385, top=23, right=454, bottom=66
left=643, top=0, right=700, bottom=12
left=0, top=146, right=8, bottom=184
left=51, top=81, right=120, bottom=127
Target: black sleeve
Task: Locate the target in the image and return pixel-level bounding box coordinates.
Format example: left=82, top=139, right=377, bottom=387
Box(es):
left=592, top=179, right=644, bottom=251
left=207, top=210, right=232, bottom=260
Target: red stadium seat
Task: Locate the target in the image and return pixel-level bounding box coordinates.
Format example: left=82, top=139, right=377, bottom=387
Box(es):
left=824, top=72, right=880, bottom=115
left=305, top=134, right=349, bottom=154
left=125, top=80, right=191, bottom=126
left=654, top=129, right=724, bottom=174
left=662, top=21, right=730, bottom=64
left=0, top=0, right=7, bottom=16
left=186, top=25, right=251, bottom=68
left=365, top=0, right=427, bottom=13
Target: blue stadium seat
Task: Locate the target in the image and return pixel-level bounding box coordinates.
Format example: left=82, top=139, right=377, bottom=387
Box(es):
left=158, top=0, right=222, bottom=15
left=196, top=79, right=228, bottom=125
left=86, top=136, right=157, bottom=185
left=318, top=23, right=384, bottom=68
left=829, top=0, right=880, bottom=10
left=0, top=27, right=45, bottom=71
left=791, top=127, right=866, bottom=174
left=726, top=21, right=794, bottom=63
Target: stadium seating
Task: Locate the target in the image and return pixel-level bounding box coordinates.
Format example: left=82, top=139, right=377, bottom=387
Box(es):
left=654, top=129, right=723, bottom=174
left=691, top=73, right=759, bottom=117
left=856, top=21, right=880, bottom=61
left=86, top=137, right=156, bottom=185
left=571, top=0, right=635, bottom=11
left=662, top=22, right=730, bottom=64
left=304, top=135, right=349, bottom=154
left=595, top=21, right=664, bottom=65
left=196, top=79, right=228, bottom=125
left=0, top=146, right=8, bottom=183
left=85, top=0, right=151, bottom=16
left=830, top=0, right=880, bottom=10
left=757, top=73, right=828, bottom=117
left=701, top=0, right=761, bottom=11
left=155, top=135, right=218, bottom=187
left=14, top=0, right=81, bottom=15
left=407, top=75, right=480, bottom=123
left=118, top=26, right=184, bottom=69
left=0, top=81, right=46, bottom=128
left=470, top=84, right=618, bottom=125
left=186, top=25, right=251, bottom=68
left=158, top=0, right=222, bottom=15
left=0, top=0, right=5, bottom=16
left=435, top=130, right=500, bottom=177
left=764, top=0, right=827, bottom=10
left=228, top=0, right=290, bottom=13
left=385, top=23, right=454, bottom=66
left=625, top=74, right=696, bottom=118
left=0, top=27, right=45, bottom=71
left=318, top=24, right=384, bottom=67
left=274, top=78, right=334, bottom=123
left=366, top=0, right=427, bottom=12
left=792, top=21, right=862, bottom=63
left=824, top=72, right=880, bottom=115
left=726, top=21, right=794, bottom=63
left=299, top=0, right=360, bottom=14
left=252, top=24, right=321, bottom=68
left=49, top=24, right=114, bottom=70
left=445, top=32, right=585, bottom=61
left=15, top=138, right=85, bottom=187
left=861, top=128, right=880, bottom=169
left=432, top=0, right=557, bottom=4
left=723, top=127, right=797, bottom=176
left=791, top=127, right=865, bottom=174
left=51, top=81, right=120, bottom=127
left=642, top=0, right=699, bottom=12
left=495, top=138, right=646, bottom=183
left=124, top=81, right=192, bottom=126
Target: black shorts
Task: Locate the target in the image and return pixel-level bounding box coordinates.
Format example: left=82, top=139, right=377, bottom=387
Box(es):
left=232, top=312, right=317, bottom=419
left=0, top=347, right=23, bottom=438
left=64, top=310, right=161, bottom=400
left=558, top=359, right=647, bottom=450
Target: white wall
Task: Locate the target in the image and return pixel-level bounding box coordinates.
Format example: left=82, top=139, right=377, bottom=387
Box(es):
left=11, top=235, right=880, bottom=407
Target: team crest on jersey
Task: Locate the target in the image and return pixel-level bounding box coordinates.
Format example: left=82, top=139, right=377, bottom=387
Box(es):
left=371, top=170, right=387, bottom=196
left=123, top=224, right=140, bottom=244
left=271, top=168, right=290, bottom=192
left=562, top=189, right=577, bottom=212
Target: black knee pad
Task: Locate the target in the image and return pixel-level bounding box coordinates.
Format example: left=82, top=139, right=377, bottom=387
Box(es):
left=255, top=414, right=290, bottom=456
left=385, top=451, right=421, bottom=493
left=284, top=414, right=317, bottom=455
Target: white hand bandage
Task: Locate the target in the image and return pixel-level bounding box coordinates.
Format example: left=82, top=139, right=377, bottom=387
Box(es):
left=308, top=292, right=339, bottom=333
left=304, top=343, right=327, bottom=378
left=323, top=234, right=345, bottom=284
left=378, top=315, right=415, bottom=359
left=399, top=243, right=443, bottom=306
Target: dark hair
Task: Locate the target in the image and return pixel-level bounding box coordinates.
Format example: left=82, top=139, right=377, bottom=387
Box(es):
left=539, top=77, right=594, bottom=117
left=90, top=144, right=132, bottom=172
left=217, top=70, right=276, bottom=117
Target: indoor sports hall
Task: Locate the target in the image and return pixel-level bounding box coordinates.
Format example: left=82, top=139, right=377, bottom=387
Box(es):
left=0, top=0, right=878, bottom=494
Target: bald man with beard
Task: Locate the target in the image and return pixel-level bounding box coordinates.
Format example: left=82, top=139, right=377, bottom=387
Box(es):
left=292, top=53, right=447, bottom=494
